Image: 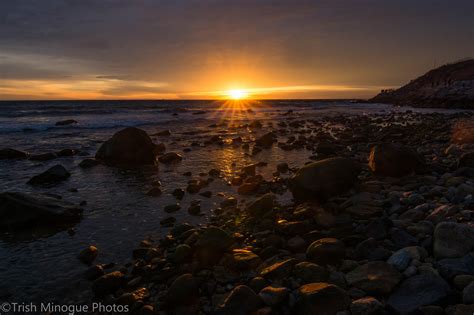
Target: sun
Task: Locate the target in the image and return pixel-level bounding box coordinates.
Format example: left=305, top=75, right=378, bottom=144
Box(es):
left=227, top=89, right=248, bottom=100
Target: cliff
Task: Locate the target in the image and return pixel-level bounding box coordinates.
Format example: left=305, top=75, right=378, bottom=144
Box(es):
left=370, top=59, right=474, bottom=108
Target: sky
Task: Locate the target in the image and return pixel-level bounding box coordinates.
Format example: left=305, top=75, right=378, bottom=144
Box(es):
left=0, top=0, right=473, bottom=100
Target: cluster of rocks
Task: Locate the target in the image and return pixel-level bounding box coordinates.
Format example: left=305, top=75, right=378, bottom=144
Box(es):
left=71, top=111, right=474, bottom=314
left=2, top=109, right=474, bottom=313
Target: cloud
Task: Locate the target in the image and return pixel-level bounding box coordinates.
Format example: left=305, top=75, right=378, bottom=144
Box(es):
left=0, top=0, right=473, bottom=99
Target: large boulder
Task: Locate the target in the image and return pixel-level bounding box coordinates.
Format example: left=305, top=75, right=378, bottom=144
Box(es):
left=195, top=227, right=233, bottom=266
left=387, top=274, right=450, bottom=313
left=290, top=157, right=361, bottom=201
left=27, top=164, right=70, bottom=185
left=95, top=127, right=159, bottom=165
left=0, top=192, right=83, bottom=229
left=296, top=282, right=350, bottom=315
left=368, top=143, right=426, bottom=177
left=433, top=222, right=474, bottom=259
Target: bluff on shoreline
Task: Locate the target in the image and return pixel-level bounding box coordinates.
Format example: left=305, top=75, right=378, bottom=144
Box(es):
left=370, top=59, right=474, bottom=109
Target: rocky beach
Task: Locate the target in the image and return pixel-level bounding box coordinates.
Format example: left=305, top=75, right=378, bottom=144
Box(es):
left=1, top=100, right=474, bottom=314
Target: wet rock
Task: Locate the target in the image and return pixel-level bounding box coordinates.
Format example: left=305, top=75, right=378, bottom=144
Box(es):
left=172, top=244, right=192, bottom=264
left=146, top=187, right=162, bottom=197
left=158, top=152, right=183, bottom=164
left=436, top=253, right=474, bottom=278
left=0, top=148, right=29, bottom=160
left=29, top=152, right=58, bottom=161
left=230, top=249, right=261, bottom=270
left=296, top=282, right=350, bottom=315
left=197, top=227, right=232, bottom=251
left=55, top=119, right=78, bottom=126
left=387, top=246, right=428, bottom=271
left=434, top=222, right=474, bottom=258
left=255, top=132, right=277, bottom=148
left=160, top=216, right=176, bottom=227
left=387, top=274, right=450, bottom=313
left=246, top=193, right=275, bottom=217
left=249, top=277, right=269, bottom=293
left=215, top=285, right=262, bottom=315
left=172, top=188, right=185, bottom=200
left=290, top=157, right=361, bottom=201
left=57, top=149, right=77, bottom=157
left=0, top=192, right=82, bottom=229
left=259, top=286, right=289, bottom=307
left=79, top=158, right=100, bottom=168
left=27, top=164, right=70, bottom=185
left=260, top=258, right=296, bottom=280
left=306, top=238, right=345, bottom=266
left=187, top=203, right=201, bottom=215
left=293, top=262, right=328, bottom=284
left=368, top=143, right=426, bottom=177
left=95, top=127, right=159, bottom=165
left=84, top=265, right=104, bottom=281
left=165, top=274, right=199, bottom=307
left=92, top=271, right=124, bottom=297
left=164, top=203, right=181, bottom=213
left=350, top=297, right=384, bottom=315
left=77, top=245, right=98, bottom=265
left=346, top=261, right=401, bottom=295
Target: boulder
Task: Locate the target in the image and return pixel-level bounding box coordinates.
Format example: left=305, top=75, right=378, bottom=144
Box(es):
left=158, top=152, right=183, bottom=164
left=259, top=286, right=289, bottom=306
left=0, top=192, right=82, bottom=229
left=27, top=164, right=70, bottom=185
left=296, top=282, right=350, bottom=315
left=387, top=274, right=450, bottom=313
left=0, top=148, right=29, bottom=160
left=293, top=262, right=328, bottom=284
left=196, top=227, right=233, bottom=265
left=230, top=249, right=261, bottom=270
left=246, top=193, right=275, bottom=217
left=368, top=143, right=426, bottom=177
left=92, top=271, right=124, bottom=297
left=290, top=157, right=361, bottom=201
left=165, top=274, right=199, bottom=307
left=433, top=222, right=474, bottom=259
left=436, top=253, right=474, bottom=279
left=215, top=285, right=262, bottom=315
left=95, top=127, right=159, bottom=165
left=346, top=261, right=401, bottom=295
left=77, top=245, right=98, bottom=265
left=306, top=238, right=345, bottom=266
left=260, top=258, right=296, bottom=280
left=255, top=132, right=277, bottom=148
